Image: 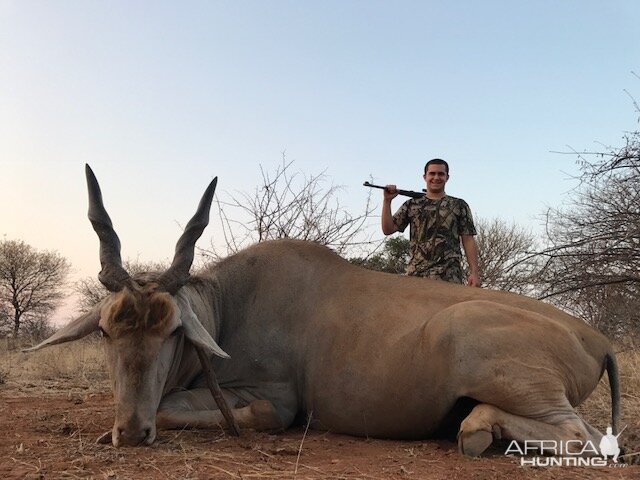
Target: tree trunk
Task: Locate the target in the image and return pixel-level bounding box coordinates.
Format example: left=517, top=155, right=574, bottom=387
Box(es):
left=13, top=311, right=21, bottom=337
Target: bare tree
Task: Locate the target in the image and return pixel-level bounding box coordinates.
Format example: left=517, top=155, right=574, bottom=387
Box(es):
left=0, top=239, right=70, bottom=337
left=470, top=218, right=541, bottom=294
left=538, top=175, right=640, bottom=298
left=208, top=157, right=376, bottom=258
left=537, top=172, right=640, bottom=338
left=20, top=313, right=56, bottom=342
left=0, top=302, right=9, bottom=331
left=75, top=259, right=169, bottom=312
left=537, top=84, right=640, bottom=337
left=568, top=78, right=639, bottom=180
left=558, top=284, right=639, bottom=339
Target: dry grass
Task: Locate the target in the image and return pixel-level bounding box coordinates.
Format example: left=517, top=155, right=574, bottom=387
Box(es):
left=579, top=346, right=640, bottom=426
left=0, top=336, right=109, bottom=396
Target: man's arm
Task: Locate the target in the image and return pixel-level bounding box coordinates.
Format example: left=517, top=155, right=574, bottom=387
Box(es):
left=461, top=234, right=480, bottom=287
left=381, top=185, right=399, bottom=235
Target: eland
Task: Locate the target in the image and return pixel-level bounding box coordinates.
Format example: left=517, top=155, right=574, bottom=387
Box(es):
left=26, top=165, right=620, bottom=456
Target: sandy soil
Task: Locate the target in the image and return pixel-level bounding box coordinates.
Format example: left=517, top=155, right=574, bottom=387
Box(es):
left=1, top=389, right=638, bottom=480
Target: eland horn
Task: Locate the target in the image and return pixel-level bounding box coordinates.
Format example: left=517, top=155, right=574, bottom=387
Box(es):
left=85, top=164, right=132, bottom=292
left=157, top=177, right=218, bottom=294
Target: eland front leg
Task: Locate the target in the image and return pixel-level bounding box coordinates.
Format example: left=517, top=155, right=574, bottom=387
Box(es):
left=156, top=388, right=284, bottom=432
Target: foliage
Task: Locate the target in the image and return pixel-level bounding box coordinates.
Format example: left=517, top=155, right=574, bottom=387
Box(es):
left=349, top=237, right=410, bottom=274
left=0, top=239, right=70, bottom=337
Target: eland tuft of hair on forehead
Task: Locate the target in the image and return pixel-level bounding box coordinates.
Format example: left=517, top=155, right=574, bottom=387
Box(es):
left=103, top=285, right=177, bottom=338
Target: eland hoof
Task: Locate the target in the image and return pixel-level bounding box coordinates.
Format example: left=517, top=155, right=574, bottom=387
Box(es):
left=458, top=429, right=493, bottom=457
left=249, top=400, right=283, bottom=431
left=96, top=430, right=112, bottom=445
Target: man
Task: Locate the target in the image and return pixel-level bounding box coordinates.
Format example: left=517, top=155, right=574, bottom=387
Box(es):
left=381, top=159, right=480, bottom=286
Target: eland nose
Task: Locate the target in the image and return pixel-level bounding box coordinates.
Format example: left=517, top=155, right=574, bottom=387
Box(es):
left=114, top=425, right=154, bottom=447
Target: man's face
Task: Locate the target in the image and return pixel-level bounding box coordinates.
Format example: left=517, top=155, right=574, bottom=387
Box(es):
left=423, top=164, right=449, bottom=193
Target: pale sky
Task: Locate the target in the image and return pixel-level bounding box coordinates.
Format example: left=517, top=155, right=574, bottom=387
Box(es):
left=1, top=1, right=638, bottom=322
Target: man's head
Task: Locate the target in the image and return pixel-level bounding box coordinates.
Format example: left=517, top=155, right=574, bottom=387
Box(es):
left=423, top=158, right=449, bottom=197
left=424, top=158, right=449, bottom=175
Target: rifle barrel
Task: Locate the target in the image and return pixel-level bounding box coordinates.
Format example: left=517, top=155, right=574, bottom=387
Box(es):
left=363, top=181, right=425, bottom=199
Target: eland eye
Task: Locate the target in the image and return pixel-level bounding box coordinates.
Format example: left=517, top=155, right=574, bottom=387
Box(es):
left=99, top=327, right=110, bottom=339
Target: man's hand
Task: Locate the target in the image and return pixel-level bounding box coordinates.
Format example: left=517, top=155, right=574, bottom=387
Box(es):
left=381, top=185, right=399, bottom=235
left=467, top=272, right=480, bottom=287
left=461, top=235, right=480, bottom=288
left=383, top=184, right=399, bottom=201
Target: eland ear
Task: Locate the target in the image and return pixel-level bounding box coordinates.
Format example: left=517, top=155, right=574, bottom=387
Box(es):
left=22, top=306, right=101, bottom=353
left=175, top=291, right=229, bottom=359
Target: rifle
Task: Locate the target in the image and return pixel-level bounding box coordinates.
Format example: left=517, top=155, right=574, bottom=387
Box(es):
left=363, top=181, right=425, bottom=199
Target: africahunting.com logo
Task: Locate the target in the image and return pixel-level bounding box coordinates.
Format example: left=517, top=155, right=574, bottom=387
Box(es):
left=504, top=426, right=628, bottom=467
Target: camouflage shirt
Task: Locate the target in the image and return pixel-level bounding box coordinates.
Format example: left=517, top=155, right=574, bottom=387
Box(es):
left=392, top=195, right=476, bottom=283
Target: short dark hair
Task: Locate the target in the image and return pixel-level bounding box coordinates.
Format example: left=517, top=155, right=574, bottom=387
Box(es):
left=424, top=158, right=449, bottom=175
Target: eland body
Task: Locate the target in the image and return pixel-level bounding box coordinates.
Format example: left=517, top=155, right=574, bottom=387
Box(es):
left=27, top=166, right=620, bottom=456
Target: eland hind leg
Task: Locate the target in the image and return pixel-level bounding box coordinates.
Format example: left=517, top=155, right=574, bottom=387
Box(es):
left=457, top=403, right=603, bottom=457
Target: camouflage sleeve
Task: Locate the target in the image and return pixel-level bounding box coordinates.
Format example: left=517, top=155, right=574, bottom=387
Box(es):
left=392, top=200, right=411, bottom=233
left=458, top=199, right=477, bottom=235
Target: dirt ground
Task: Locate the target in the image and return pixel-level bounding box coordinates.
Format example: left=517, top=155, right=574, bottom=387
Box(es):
left=1, top=389, right=638, bottom=480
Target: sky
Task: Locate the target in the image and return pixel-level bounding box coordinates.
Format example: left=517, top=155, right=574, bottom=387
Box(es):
left=1, top=1, right=638, bottom=322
